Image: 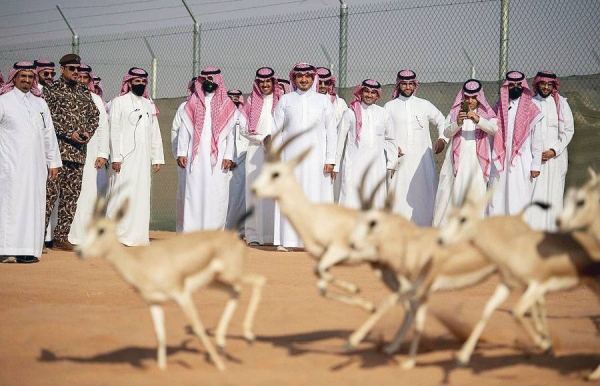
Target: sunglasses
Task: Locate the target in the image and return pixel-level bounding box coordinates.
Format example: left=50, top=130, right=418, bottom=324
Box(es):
left=41, top=71, right=56, bottom=77
left=319, top=81, right=331, bottom=86
left=63, top=65, right=80, bottom=72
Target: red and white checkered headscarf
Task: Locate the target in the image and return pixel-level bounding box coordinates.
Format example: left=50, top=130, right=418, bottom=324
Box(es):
left=277, top=78, right=291, bottom=94
left=449, top=79, right=496, bottom=181
left=119, top=67, right=158, bottom=116
left=186, top=77, right=197, bottom=99
left=289, top=63, right=317, bottom=92
left=0, top=61, right=42, bottom=97
left=492, top=71, right=541, bottom=172
left=532, top=71, right=562, bottom=122
left=79, top=63, right=94, bottom=92
left=92, top=74, right=104, bottom=99
left=349, top=79, right=382, bottom=144
left=185, top=66, right=236, bottom=168
left=392, top=69, right=419, bottom=99
left=316, top=67, right=337, bottom=103
left=245, top=67, right=282, bottom=134
left=227, top=89, right=244, bottom=107
left=0, top=72, right=3, bottom=88
left=34, top=58, right=55, bottom=75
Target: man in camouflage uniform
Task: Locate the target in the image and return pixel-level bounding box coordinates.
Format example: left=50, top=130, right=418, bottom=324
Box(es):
left=44, top=54, right=100, bottom=251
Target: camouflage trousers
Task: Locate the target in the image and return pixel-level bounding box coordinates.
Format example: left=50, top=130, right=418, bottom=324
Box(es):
left=45, top=161, right=83, bottom=243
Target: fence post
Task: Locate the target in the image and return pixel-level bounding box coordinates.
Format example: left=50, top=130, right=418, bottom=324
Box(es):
left=498, top=0, right=510, bottom=82
left=338, top=0, right=348, bottom=89
left=143, top=37, right=158, bottom=99
left=182, top=0, right=200, bottom=77
left=56, top=5, right=79, bottom=55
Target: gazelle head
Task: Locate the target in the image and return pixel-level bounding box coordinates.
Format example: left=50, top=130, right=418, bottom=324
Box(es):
left=76, top=196, right=129, bottom=259
left=437, top=182, right=494, bottom=247
left=556, top=168, right=599, bottom=232
left=251, top=129, right=312, bottom=199
left=348, top=171, right=394, bottom=259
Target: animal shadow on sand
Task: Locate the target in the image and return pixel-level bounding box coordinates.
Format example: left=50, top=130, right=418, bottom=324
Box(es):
left=38, top=338, right=207, bottom=370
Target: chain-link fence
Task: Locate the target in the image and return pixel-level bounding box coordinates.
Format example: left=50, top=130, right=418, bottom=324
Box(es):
left=1, top=0, right=598, bottom=230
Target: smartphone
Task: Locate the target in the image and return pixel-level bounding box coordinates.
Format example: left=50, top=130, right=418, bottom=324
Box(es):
left=460, top=101, right=470, bottom=114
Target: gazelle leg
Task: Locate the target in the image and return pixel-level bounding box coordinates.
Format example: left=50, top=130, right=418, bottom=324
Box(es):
left=175, top=292, right=226, bottom=371
left=240, top=273, right=267, bottom=343
left=402, top=302, right=428, bottom=370
left=150, top=305, right=167, bottom=370
left=456, top=283, right=510, bottom=366
left=383, top=299, right=419, bottom=355
left=512, top=283, right=551, bottom=351
left=214, top=285, right=240, bottom=353
left=346, top=292, right=401, bottom=348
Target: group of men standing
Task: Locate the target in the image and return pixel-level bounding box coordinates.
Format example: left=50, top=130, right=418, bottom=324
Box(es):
left=0, top=57, right=574, bottom=262
left=172, top=64, right=574, bottom=252
left=0, top=54, right=164, bottom=263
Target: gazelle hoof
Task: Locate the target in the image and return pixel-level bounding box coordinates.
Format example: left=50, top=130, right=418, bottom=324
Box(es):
left=245, top=334, right=256, bottom=345
left=455, top=356, right=468, bottom=368
left=401, top=359, right=415, bottom=370
left=382, top=344, right=398, bottom=356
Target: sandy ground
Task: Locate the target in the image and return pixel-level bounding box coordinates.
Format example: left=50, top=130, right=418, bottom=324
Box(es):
left=1, top=231, right=600, bottom=386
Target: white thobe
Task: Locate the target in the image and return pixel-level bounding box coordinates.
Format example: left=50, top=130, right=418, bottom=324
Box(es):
left=334, top=102, right=397, bottom=209
left=488, top=98, right=543, bottom=216
left=433, top=113, right=498, bottom=227
left=171, top=101, right=187, bottom=233
left=68, top=93, right=110, bottom=244
left=332, top=95, right=348, bottom=202
left=385, top=95, right=446, bottom=226
left=0, top=89, right=62, bottom=257
left=177, top=92, right=237, bottom=232
left=106, top=92, right=165, bottom=246
left=225, top=109, right=249, bottom=234
left=241, top=94, right=276, bottom=244
left=528, top=94, right=574, bottom=231
left=272, top=89, right=337, bottom=248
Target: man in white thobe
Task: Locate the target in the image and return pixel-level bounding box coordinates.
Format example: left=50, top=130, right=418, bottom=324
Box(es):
left=332, top=79, right=397, bottom=209
left=528, top=71, right=574, bottom=231
left=272, top=63, right=337, bottom=250
left=225, top=89, right=250, bottom=236
left=240, top=68, right=283, bottom=245
left=34, top=59, right=58, bottom=248
left=107, top=67, right=164, bottom=246
left=488, top=71, right=543, bottom=216
left=176, top=67, right=238, bottom=232
left=385, top=70, right=447, bottom=226
left=316, top=67, right=348, bottom=202
left=171, top=76, right=197, bottom=233
left=0, top=62, right=61, bottom=263
left=68, top=63, right=110, bottom=245
left=433, top=79, right=498, bottom=227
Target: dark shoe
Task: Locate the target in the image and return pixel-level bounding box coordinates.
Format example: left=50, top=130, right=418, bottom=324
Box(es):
left=17, top=256, right=39, bottom=264
left=1, top=256, right=17, bottom=263
left=53, top=241, right=75, bottom=252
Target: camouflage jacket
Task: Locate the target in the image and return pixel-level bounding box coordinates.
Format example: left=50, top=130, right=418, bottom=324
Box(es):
left=43, top=78, right=100, bottom=164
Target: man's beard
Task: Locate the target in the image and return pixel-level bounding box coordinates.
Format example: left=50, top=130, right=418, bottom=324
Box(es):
left=399, top=89, right=413, bottom=98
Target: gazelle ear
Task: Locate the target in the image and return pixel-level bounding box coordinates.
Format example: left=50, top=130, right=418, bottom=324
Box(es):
left=383, top=188, right=395, bottom=212
left=588, top=167, right=598, bottom=188
left=115, top=198, right=129, bottom=222
left=93, top=196, right=107, bottom=218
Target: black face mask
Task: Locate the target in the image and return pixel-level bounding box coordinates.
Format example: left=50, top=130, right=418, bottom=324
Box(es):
left=202, top=80, right=217, bottom=93
left=131, top=84, right=146, bottom=96
left=508, top=87, right=523, bottom=100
